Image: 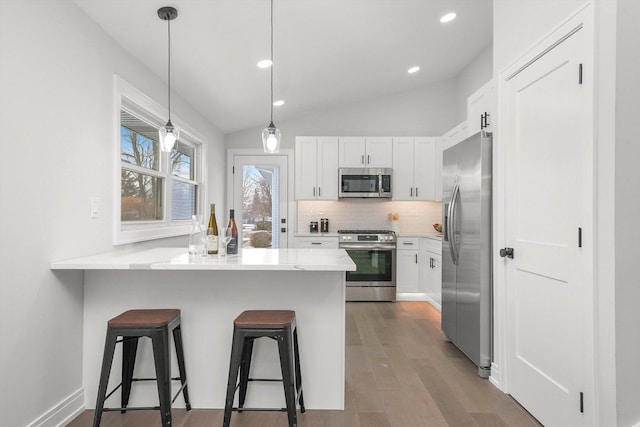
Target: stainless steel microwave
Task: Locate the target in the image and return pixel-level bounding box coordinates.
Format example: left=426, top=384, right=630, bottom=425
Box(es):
left=339, top=168, right=392, bottom=198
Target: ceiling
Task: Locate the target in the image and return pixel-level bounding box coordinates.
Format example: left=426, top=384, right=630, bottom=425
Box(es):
left=74, top=0, right=492, bottom=134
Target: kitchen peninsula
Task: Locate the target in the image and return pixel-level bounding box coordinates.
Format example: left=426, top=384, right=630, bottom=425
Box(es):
left=51, top=248, right=355, bottom=410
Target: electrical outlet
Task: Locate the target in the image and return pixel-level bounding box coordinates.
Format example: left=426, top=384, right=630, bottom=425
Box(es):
left=90, top=197, right=99, bottom=218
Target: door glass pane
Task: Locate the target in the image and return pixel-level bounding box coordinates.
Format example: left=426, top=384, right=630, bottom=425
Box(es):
left=242, top=164, right=279, bottom=248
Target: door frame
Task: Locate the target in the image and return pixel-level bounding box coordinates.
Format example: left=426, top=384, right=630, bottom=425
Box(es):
left=494, top=2, right=595, bottom=424
left=226, top=148, right=294, bottom=248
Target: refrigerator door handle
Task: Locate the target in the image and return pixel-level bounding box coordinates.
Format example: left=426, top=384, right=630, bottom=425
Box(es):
left=449, top=180, right=460, bottom=265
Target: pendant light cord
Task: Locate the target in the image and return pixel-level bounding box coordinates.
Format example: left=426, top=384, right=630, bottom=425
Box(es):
left=270, top=0, right=274, bottom=123
left=167, top=16, right=172, bottom=121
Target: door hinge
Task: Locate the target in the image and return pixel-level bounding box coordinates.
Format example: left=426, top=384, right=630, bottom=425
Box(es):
left=579, top=64, right=583, bottom=85
left=578, top=227, right=582, bottom=248
left=580, top=392, right=584, bottom=413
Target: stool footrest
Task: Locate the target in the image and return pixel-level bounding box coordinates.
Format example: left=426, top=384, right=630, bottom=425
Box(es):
left=103, top=406, right=160, bottom=412
left=248, top=378, right=283, bottom=382
left=232, top=407, right=288, bottom=412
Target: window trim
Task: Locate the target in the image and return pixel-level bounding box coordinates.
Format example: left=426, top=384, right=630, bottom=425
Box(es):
left=113, top=75, right=208, bottom=245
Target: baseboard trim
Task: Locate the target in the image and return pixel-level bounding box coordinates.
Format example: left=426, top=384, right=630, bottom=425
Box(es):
left=489, top=362, right=505, bottom=392
left=27, top=387, right=85, bottom=427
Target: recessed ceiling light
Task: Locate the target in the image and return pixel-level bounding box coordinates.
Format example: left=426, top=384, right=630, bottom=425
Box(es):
left=257, top=59, right=272, bottom=68
left=408, top=66, right=420, bottom=74
left=440, top=12, right=456, bottom=23
left=273, top=100, right=285, bottom=107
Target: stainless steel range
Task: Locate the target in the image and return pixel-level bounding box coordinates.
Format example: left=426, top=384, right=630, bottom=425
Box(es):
left=338, top=230, right=396, bottom=302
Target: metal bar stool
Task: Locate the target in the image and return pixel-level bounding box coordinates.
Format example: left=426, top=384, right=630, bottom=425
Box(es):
left=92, top=309, right=191, bottom=427
left=223, top=310, right=305, bottom=427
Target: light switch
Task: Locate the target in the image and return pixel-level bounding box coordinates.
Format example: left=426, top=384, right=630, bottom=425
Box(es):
left=90, top=197, right=100, bottom=218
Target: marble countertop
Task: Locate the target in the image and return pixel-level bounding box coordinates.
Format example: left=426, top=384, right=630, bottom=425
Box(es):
left=50, top=248, right=356, bottom=271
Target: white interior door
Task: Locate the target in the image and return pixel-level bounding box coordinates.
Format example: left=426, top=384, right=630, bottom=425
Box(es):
left=231, top=155, right=288, bottom=249
left=503, top=25, right=591, bottom=426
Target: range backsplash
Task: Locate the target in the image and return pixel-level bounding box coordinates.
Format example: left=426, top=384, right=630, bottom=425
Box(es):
left=296, top=200, right=443, bottom=234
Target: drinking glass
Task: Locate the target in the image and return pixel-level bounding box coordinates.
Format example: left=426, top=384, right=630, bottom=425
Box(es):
left=220, top=227, right=232, bottom=256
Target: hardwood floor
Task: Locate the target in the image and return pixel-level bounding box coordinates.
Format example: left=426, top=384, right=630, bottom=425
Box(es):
left=68, top=302, right=541, bottom=427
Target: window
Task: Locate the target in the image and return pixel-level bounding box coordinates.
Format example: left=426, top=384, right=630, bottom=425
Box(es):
left=115, top=76, right=206, bottom=244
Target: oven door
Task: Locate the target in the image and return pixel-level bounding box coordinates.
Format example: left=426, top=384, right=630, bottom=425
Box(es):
left=341, top=244, right=396, bottom=286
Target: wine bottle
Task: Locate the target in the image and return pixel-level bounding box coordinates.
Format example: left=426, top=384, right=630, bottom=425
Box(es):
left=227, top=209, right=239, bottom=255
left=207, top=203, right=219, bottom=255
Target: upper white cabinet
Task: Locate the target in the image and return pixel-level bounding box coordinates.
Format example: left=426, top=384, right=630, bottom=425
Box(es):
left=392, top=137, right=439, bottom=201
left=295, top=136, right=339, bottom=200
left=441, top=121, right=469, bottom=151
left=467, top=80, right=494, bottom=135
left=338, top=136, right=392, bottom=168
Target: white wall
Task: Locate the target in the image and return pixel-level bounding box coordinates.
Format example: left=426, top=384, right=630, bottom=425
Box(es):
left=493, top=0, right=586, bottom=73
left=455, top=44, right=493, bottom=120
left=614, top=1, right=640, bottom=425
left=0, top=1, right=225, bottom=426
left=225, top=78, right=460, bottom=150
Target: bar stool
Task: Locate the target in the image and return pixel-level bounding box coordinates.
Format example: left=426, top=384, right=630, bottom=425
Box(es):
left=223, top=310, right=305, bottom=427
left=92, top=309, right=191, bottom=427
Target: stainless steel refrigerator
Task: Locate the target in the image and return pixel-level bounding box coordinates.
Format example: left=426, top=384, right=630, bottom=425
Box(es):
left=441, top=131, right=492, bottom=378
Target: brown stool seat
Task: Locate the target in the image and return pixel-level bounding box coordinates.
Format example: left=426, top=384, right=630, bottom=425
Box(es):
left=108, top=309, right=180, bottom=328
left=234, top=310, right=295, bottom=328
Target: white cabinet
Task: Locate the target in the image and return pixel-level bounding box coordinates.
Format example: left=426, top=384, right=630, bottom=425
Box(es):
left=338, top=136, right=392, bottom=168
left=442, top=121, right=469, bottom=151
left=422, top=238, right=442, bottom=309
left=396, top=237, right=421, bottom=293
left=467, top=80, right=494, bottom=135
left=295, top=136, right=339, bottom=200
left=293, top=236, right=339, bottom=249
left=392, top=137, right=439, bottom=201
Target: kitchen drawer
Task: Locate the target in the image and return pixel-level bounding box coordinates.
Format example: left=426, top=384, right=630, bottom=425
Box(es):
left=422, top=238, right=441, bottom=254
left=397, top=237, right=420, bottom=250
left=293, top=237, right=339, bottom=249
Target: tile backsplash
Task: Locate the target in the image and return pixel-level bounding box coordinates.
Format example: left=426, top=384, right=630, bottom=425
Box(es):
left=297, top=200, right=443, bottom=234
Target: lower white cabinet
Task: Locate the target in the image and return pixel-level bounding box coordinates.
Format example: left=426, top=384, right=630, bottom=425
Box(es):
left=292, top=236, right=339, bottom=249
left=396, top=237, right=421, bottom=293
left=422, top=238, right=442, bottom=308
left=396, top=237, right=442, bottom=306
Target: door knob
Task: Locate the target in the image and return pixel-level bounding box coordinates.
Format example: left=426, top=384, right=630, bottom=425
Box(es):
left=499, top=247, right=514, bottom=259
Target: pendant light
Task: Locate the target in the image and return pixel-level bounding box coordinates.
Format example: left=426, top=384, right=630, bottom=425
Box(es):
left=158, top=6, right=180, bottom=152
left=262, top=0, right=281, bottom=153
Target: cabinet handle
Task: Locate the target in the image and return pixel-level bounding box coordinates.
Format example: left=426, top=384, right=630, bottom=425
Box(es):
left=311, top=242, right=321, bottom=245
left=403, top=242, right=414, bottom=246
left=367, top=155, right=370, bottom=164
left=410, top=187, right=413, bottom=197
left=416, top=187, right=419, bottom=198
left=313, top=187, right=316, bottom=197
left=415, top=254, right=418, bottom=264
left=318, top=187, right=321, bottom=197
left=361, top=154, right=365, bottom=164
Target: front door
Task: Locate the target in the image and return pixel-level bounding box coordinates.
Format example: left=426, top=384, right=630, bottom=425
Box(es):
left=503, top=18, right=592, bottom=427
left=232, top=155, right=288, bottom=249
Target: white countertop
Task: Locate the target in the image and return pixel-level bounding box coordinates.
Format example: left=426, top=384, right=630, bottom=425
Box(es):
left=50, top=247, right=356, bottom=271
